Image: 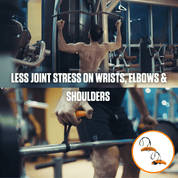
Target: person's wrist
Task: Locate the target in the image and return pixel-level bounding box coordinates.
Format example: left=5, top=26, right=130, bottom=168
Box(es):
left=140, top=113, right=150, bottom=119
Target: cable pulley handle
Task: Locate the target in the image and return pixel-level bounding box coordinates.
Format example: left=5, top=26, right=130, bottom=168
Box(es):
left=118, top=4, right=127, bottom=12
left=52, top=10, right=124, bottom=20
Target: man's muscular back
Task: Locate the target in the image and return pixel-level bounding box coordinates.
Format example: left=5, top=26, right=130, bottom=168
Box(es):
left=57, top=20, right=122, bottom=73
left=78, top=43, right=109, bottom=73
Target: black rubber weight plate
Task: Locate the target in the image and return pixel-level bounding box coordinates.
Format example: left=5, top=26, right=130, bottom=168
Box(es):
left=155, top=120, right=178, bottom=154
left=0, top=89, right=20, bottom=177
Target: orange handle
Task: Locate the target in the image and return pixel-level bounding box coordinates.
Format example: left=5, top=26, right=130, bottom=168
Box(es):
left=127, top=64, right=139, bottom=68
left=138, top=123, right=155, bottom=129
left=75, top=111, right=86, bottom=118
left=141, top=146, right=156, bottom=152
left=152, top=160, right=166, bottom=165
left=125, top=56, right=137, bottom=61
left=164, top=61, right=173, bottom=66
left=164, top=54, right=174, bottom=59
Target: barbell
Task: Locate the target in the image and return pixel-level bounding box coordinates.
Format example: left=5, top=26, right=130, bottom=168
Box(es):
left=0, top=89, right=134, bottom=177
left=2, top=88, right=178, bottom=177
left=20, top=139, right=134, bottom=158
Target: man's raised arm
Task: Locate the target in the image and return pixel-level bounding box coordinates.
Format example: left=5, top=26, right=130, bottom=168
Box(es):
left=103, top=20, right=122, bottom=52
left=57, top=20, right=84, bottom=53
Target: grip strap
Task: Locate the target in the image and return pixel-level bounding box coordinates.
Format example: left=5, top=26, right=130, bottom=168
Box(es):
left=62, top=122, right=72, bottom=152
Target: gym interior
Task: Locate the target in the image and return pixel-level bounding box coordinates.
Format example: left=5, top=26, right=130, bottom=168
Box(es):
left=0, top=0, right=178, bottom=87
left=20, top=0, right=178, bottom=74
left=0, top=87, right=178, bottom=177
left=0, top=0, right=178, bottom=178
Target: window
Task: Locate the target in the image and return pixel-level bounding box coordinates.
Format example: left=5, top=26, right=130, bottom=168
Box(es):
left=108, top=2, right=127, bottom=44
left=173, top=8, right=178, bottom=44
left=108, top=2, right=176, bottom=61
left=153, top=6, right=168, bottom=44
left=130, top=3, right=148, bottom=44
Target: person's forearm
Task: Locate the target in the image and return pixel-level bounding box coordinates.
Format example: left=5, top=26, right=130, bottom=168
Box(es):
left=58, top=29, right=67, bottom=51
left=129, top=88, right=149, bottom=117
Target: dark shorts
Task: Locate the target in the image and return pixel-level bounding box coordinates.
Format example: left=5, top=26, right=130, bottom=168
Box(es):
left=77, top=101, right=137, bottom=145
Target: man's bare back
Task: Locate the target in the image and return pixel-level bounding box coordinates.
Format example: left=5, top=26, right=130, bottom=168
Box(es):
left=77, top=43, right=109, bottom=72
left=57, top=20, right=122, bottom=73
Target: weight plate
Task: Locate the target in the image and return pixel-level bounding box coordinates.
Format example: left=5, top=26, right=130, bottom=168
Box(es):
left=0, top=89, right=21, bottom=177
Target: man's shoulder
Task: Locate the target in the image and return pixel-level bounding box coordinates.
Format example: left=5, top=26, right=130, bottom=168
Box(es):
left=102, top=42, right=112, bottom=51
left=102, top=42, right=113, bottom=46
left=75, top=42, right=86, bottom=46
left=103, top=42, right=114, bottom=46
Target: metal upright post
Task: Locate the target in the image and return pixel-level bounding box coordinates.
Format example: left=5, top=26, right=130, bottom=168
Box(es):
left=100, top=0, right=120, bottom=72
left=54, top=157, right=63, bottom=178
left=52, top=0, right=63, bottom=72
left=15, top=88, right=24, bottom=119
left=20, top=158, right=29, bottom=178
left=169, top=88, right=175, bottom=123
left=100, top=0, right=109, bottom=72
left=15, top=88, right=29, bottom=143
left=168, top=7, right=173, bottom=45
left=148, top=5, right=153, bottom=41
left=127, top=90, right=134, bottom=120
left=154, top=89, right=159, bottom=119
left=126, top=3, right=131, bottom=73
left=93, top=0, right=101, bottom=24
left=126, top=2, right=130, bottom=56
left=148, top=5, right=155, bottom=73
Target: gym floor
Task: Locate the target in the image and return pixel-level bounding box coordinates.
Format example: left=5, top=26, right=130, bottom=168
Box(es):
left=25, top=154, right=178, bottom=178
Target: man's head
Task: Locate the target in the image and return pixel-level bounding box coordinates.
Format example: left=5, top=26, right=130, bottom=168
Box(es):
left=89, top=25, right=103, bottom=42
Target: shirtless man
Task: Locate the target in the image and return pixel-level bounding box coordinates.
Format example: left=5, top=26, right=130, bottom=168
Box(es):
left=55, top=87, right=158, bottom=178
left=57, top=19, right=122, bottom=73
left=55, top=20, right=158, bottom=178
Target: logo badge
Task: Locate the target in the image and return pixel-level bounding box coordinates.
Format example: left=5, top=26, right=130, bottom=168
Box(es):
left=132, top=130, right=175, bottom=173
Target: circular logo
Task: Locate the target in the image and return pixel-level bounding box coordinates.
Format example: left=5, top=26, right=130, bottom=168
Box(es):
left=132, top=130, right=175, bottom=173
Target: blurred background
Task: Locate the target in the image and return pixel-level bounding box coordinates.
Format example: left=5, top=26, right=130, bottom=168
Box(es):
left=6, top=0, right=178, bottom=72
left=4, top=87, right=178, bottom=150
left=3, top=87, right=178, bottom=177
